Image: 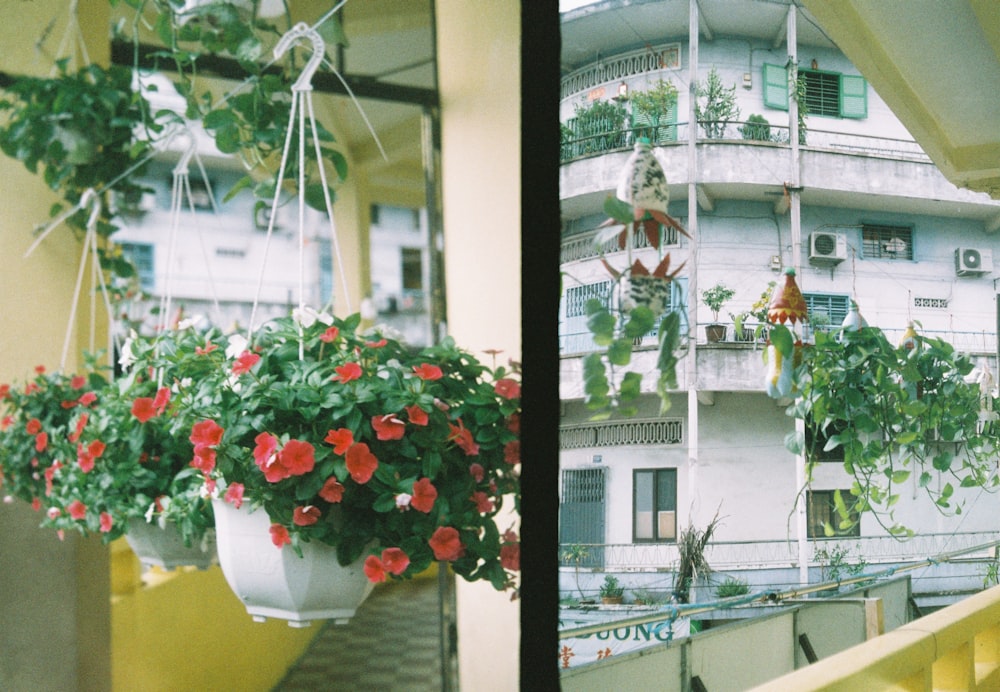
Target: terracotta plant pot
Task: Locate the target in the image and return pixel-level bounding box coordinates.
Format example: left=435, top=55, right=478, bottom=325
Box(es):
left=125, top=518, right=216, bottom=571
left=705, top=324, right=727, bottom=342
left=212, top=499, right=375, bottom=628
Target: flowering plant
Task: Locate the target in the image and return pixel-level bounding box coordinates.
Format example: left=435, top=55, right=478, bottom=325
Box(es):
left=196, top=312, right=521, bottom=592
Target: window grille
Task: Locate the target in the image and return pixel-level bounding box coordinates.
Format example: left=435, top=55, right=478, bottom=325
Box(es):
left=563, top=282, right=611, bottom=318
left=862, top=224, right=913, bottom=260
left=561, top=468, right=606, bottom=504
left=914, top=297, right=948, bottom=309
left=560, top=419, right=684, bottom=449
left=807, top=490, right=861, bottom=538
left=800, top=70, right=840, bottom=117
left=803, top=293, right=850, bottom=329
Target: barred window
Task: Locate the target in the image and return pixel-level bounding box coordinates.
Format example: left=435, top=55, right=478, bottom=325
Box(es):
left=803, top=293, right=850, bottom=330
left=807, top=490, right=861, bottom=538
left=862, top=225, right=913, bottom=260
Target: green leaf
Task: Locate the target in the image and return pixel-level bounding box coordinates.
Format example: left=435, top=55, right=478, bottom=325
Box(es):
left=623, top=306, right=655, bottom=338
left=607, top=339, right=633, bottom=366
left=603, top=195, right=633, bottom=223
left=769, top=324, right=793, bottom=357
left=619, top=372, right=642, bottom=402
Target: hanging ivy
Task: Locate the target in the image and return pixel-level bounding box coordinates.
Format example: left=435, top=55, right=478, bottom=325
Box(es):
left=778, top=322, right=999, bottom=537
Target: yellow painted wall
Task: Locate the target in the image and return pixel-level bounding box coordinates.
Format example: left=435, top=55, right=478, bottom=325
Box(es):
left=436, top=1, right=522, bottom=689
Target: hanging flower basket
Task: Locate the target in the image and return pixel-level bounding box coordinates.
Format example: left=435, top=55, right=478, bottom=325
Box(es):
left=124, top=518, right=216, bottom=571
left=212, top=498, right=374, bottom=628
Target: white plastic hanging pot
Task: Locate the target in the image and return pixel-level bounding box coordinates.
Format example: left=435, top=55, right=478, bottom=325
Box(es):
left=211, top=498, right=374, bottom=628
left=125, top=518, right=216, bottom=571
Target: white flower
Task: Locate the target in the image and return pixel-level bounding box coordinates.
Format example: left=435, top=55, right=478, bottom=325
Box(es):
left=293, top=306, right=333, bottom=328
left=178, top=314, right=206, bottom=330
left=3, top=495, right=13, bottom=504
left=144, top=502, right=156, bottom=522
left=395, top=493, right=413, bottom=510
left=47, top=507, right=60, bottom=519
left=119, top=330, right=138, bottom=370
left=225, top=333, right=248, bottom=359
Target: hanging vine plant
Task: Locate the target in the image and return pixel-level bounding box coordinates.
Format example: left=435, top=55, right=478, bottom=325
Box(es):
left=778, top=321, right=999, bottom=537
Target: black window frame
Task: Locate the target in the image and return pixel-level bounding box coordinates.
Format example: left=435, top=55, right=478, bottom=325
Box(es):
left=632, top=468, right=678, bottom=543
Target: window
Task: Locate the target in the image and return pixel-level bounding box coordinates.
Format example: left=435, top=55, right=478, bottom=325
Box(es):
left=630, top=98, right=678, bottom=144
left=563, top=281, right=611, bottom=318
left=762, top=64, right=867, bottom=119
left=118, top=242, right=155, bottom=291
left=862, top=224, right=913, bottom=260
left=401, top=248, right=423, bottom=291
left=805, top=418, right=848, bottom=462
left=560, top=468, right=606, bottom=567
left=803, top=292, right=850, bottom=330
left=633, top=469, right=677, bottom=542
left=807, top=489, right=861, bottom=538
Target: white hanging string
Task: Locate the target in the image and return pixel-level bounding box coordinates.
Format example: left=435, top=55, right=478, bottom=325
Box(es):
left=50, top=0, right=91, bottom=75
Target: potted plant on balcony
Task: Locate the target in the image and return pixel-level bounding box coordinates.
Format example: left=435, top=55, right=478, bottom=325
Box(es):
left=628, top=79, right=678, bottom=143
left=702, top=282, right=736, bottom=342
left=189, top=310, right=521, bottom=625
left=599, top=574, right=625, bottom=604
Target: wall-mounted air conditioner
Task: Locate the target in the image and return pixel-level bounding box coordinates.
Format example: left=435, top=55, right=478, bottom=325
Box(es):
left=955, top=247, right=992, bottom=276
left=809, top=232, right=847, bottom=265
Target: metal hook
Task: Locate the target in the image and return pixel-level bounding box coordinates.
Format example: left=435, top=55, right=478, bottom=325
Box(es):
left=274, top=22, right=325, bottom=92
left=79, top=187, right=101, bottom=231
left=172, top=128, right=197, bottom=176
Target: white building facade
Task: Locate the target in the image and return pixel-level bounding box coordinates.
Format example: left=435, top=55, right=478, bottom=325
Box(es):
left=559, top=0, right=1000, bottom=608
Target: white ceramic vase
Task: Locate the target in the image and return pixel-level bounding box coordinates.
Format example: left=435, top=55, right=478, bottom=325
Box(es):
left=212, top=498, right=374, bottom=628
left=125, top=518, right=217, bottom=571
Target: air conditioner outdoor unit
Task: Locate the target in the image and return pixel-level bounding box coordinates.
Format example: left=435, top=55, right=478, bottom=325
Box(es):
left=809, top=232, right=847, bottom=265
left=955, top=247, right=992, bottom=276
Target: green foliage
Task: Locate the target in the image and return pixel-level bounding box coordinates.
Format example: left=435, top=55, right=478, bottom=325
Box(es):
left=714, top=576, right=750, bottom=598
left=788, top=326, right=999, bottom=535
left=599, top=574, right=624, bottom=598
left=814, top=544, right=866, bottom=583
left=694, top=68, right=740, bottom=138
left=701, top=282, right=735, bottom=321
left=739, top=114, right=772, bottom=141
left=674, top=511, right=721, bottom=603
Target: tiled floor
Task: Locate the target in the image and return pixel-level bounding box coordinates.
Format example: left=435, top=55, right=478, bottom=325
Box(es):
left=273, top=576, right=453, bottom=691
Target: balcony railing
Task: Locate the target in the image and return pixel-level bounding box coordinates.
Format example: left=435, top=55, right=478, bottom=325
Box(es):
left=559, top=532, right=1000, bottom=570
left=559, top=119, right=932, bottom=165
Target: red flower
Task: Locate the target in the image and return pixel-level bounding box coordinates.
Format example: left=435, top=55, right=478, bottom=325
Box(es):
left=68, top=413, right=89, bottom=443
left=279, top=440, right=316, bottom=476
left=372, top=414, right=405, bottom=441
left=253, top=432, right=278, bottom=470
left=31, top=497, right=41, bottom=511
left=504, top=440, right=520, bottom=465
left=320, top=326, right=340, bottom=343
left=0, top=384, right=9, bottom=399
left=1, top=415, right=13, bottom=430
left=44, top=461, right=62, bottom=496
left=429, top=526, right=465, bottom=561
left=405, top=405, right=428, bottom=427
left=413, top=363, right=443, bottom=380
left=469, top=463, right=485, bottom=483
left=381, top=547, right=410, bottom=576
left=494, top=378, right=520, bottom=400
left=204, top=477, right=217, bottom=495
left=131, top=397, right=157, bottom=423
left=25, top=418, right=41, bottom=435
left=346, top=443, right=378, bottom=484
left=506, top=413, right=520, bottom=434
left=67, top=500, right=87, bottom=520
left=78, top=391, right=97, bottom=407
left=365, top=339, right=388, bottom=348
left=269, top=523, right=291, bottom=548
left=77, top=440, right=105, bottom=473
left=195, top=342, right=218, bottom=355
left=319, top=477, right=344, bottom=503
left=334, top=362, right=362, bottom=383
left=500, top=542, right=520, bottom=571
left=324, top=428, right=354, bottom=455
left=99, top=512, right=114, bottom=533
left=232, top=350, right=261, bottom=375
left=364, top=555, right=387, bottom=583
left=471, top=491, right=494, bottom=514
left=24, top=383, right=39, bottom=395
left=34, top=432, right=48, bottom=452
left=190, top=419, right=224, bottom=449
left=224, top=483, right=244, bottom=509
left=411, top=478, right=437, bottom=513
left=293, top=505, right=321, bottom=526
left=153, top=387, right=171, bottom=413
left=190, top=446, right=216, bottom=474
left=448, top=420, right=480, bottom=456
left=70, top=376, right=86, bottom=389
left=34, top=365, right=45, bottom=374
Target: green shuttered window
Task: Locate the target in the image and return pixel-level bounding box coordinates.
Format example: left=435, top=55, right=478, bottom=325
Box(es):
left=762, top=63, right=867, bottom=119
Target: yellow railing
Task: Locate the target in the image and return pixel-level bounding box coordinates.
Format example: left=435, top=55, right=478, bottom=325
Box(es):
left=751, top=584, right=1000, bottom=691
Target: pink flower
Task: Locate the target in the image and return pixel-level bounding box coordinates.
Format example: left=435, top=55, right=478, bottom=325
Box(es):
left=320, top=326, right=340, bottom=343
left=471, top=491, right=494, bottom=514
left=269, top=523, right=291, bottom=548
left=371, top=414, right=405, bottom=441
left=224, top=483, right=244, bottom=509
left=255, top=437, right=315, bottom=483
left=413, top=363, right=443, bottom=380
left=405, top=405, right=428, bottom=427
left=25, top=418, right=41, bottom=435
left=70, top=376, right=86, bottom=389
left=44, top=461, right=61, bottom=496
left=500, top=542, right=520, bottom=571
left=232, top=350, right=261, bottom=375
left=494, top=378, right=521, bottom=400
left=190, top=446, right=216, bottom=474
left=469, top=463, right=485, bottom=483
left=365, top=339, right=388, bottom=348
left=1, top=415, right=12, bottom=430
left=131, top=397, right=157, bottom=423
left=280, top=440, right=316, bottom=476
left=99, top=512, right=114, bottom=533
left=293, top=505, right=321, bottom=526
left=68, top=413, right=89, bottom=443
left=429, top=526, right=465, bottom=561
left=190, top=419, right=224, bottom=448
left=381, top=547, right=410, bottom=576
left=334, top=362, right=362, bottom=383
left=364, top=555, right=388, bottom=583
left=324, top=428, right=354, bottom=455
left=504, top=440, right=520, bottom=465
left=153, top=387, right=171, bottom=413
left=195, top=342, right=218, bottom=355
left=448, top=420, right=480, bottom=456
left=34, top=432, right=48, bottom=452
left=411, top=478, right=437, bottom=513
left=319, top=477, right=344, bottom=503
left=67, top=500, right=87, bottom=520
left=78, top=391, right=97, bottom=407
left=253, top=432, right=278, bottom=469
left=77, top=440, right=105, bottom=474
left=346, top=443, right=378, bottom=484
